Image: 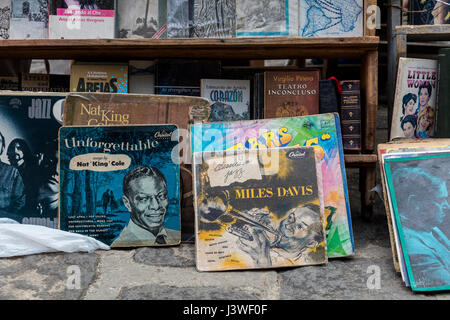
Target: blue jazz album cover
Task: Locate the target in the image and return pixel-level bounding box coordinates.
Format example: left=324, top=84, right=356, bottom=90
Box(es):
left=385, top=153, right=450, bottom=292
left=0, top=92, right=66, bottom=228
left=59, top=125, right=181, bottom=247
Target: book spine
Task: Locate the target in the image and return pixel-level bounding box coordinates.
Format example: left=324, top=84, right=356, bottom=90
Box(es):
left=0, top=1, right=10, bottom=39
left=319, top=79, right=339, bottom=114
left=436, top=50, right=450, bottom=137
left=255, top=73, right=264, bottom=119
left=339, top=80, right=361, bottom=151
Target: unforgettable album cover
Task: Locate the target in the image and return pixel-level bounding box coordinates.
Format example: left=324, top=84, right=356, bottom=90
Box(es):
left=0, top=92, right=66, bottom=228
left=59, top=125, right=181, bottom=247
left=193, top=146, right=327, bottom=271
left=62, top=92, right=211, bottom=243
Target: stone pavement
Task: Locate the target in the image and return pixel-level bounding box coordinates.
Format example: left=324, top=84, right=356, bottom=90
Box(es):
left=1, top=213, right=449, bottom=300
left=0, top=105, right=449, bottom=300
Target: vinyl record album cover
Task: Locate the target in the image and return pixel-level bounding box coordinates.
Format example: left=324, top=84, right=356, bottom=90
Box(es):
left=193, top=146, right=327, bottom=271
left=59, top=125, right=181, bottom=247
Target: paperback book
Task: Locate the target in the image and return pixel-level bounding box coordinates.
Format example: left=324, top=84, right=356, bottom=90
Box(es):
left=155, top=59, right=221, bottom=96
left=318, top=79, right=339, bottom=115
left=70, top=63, right=128, bottom=93
left=21, top=73, right=70, bottom=92
left=21, top=73, right=50, bottom=92
left=10, top=0, right=48, bottom=39
left=0, top=0, right=10, bottom=39
left=128, top=61, right=155, bottom=94
left=190, top=0, right=235, bottom=38
left=264, top=70, right=319, bottom=119
left=191, top=113, right=355, bottom=258
left=236, top=0, right=299, bottom=37
left=201, top=79, right=250, bottom=121
left=0, top=92, right=66, bottom=228
left=193, top=146, right=327, bottom=271
left=49, top=0, right=116, bottom=39
left=117, top=0, right=167, bottom=38
left=0, top=76, right=19, bottom=90
left=299, top=0, right=364, bottom=37
left=167, top=0, right=189, bottom=38
left=59, top=125, right=181, bottom=247
left=391, top=58, right=438, bottom=140
left=436, top=48, right=450, bottom=138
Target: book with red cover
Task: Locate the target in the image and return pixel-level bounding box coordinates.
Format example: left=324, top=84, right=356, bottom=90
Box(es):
left=264, top=71, right=319, bottom=119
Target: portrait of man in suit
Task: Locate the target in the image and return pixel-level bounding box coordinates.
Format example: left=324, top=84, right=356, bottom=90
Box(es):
left=111, top=165, right=180, bottom=247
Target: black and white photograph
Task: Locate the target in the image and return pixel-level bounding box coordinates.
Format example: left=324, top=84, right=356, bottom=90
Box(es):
left=0, top=0, right=10, bottom=39
left=118, top=0, right=160, bottom=38
left=0, top=93, right=65, bottom=227
left=236, top=0, right=287, bottom=35
left=10, top=0, right=48, bottom=39
left=52, top=0, right=115, bottom=11
left=191, top=0, right=235, bottom=38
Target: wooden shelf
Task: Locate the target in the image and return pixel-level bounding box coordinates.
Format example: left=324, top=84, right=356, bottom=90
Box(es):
left=0, top=37, right=379, bottom=60
left=0, top=35, right=379, bottom=215
left=396, top=25, right=450, bottom=42
left=344, top=154, right=378, bottom=167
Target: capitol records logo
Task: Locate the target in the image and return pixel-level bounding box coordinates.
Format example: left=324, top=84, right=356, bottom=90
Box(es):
left=9, top=98, right=22, bottom=109
left=154, top=129, right=172, bottom=139
left=287, top=150, right=306, bottom=160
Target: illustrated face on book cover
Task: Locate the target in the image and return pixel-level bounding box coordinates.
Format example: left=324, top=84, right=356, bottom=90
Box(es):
left=401, top=115, right=416, bottom=139
left=391, top=58, right=438, bottom=141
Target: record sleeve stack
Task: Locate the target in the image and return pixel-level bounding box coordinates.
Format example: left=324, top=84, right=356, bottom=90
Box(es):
left=378, top=140, right=450, bottom=292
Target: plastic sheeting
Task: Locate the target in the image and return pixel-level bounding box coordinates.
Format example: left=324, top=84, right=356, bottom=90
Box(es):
left=0, top=219, right=110, bottom=258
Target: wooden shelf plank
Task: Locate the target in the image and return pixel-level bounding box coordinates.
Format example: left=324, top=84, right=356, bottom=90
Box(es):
left=344, top=154, right=377, bottom=167
left=0, top=37, right=379, bottom=60
left=396, top=25, right=450, bottom=42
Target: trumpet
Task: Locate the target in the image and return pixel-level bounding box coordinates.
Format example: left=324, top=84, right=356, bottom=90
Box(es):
left=198, top=193, right=283, bottom=241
